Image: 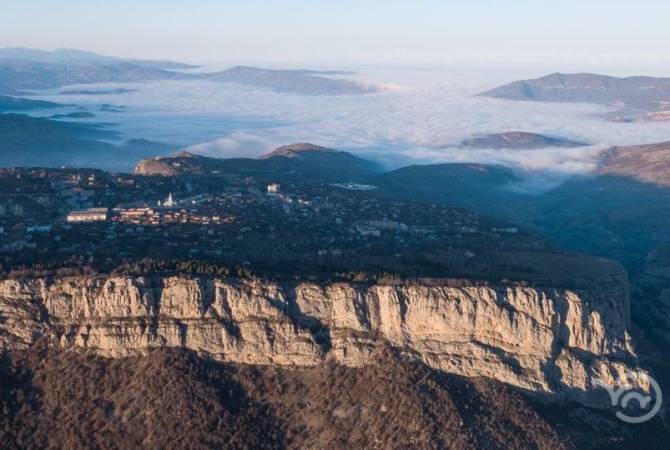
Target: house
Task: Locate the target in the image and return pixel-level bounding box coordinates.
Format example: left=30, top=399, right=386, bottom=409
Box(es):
left=67, top=208, right=109, bottom=223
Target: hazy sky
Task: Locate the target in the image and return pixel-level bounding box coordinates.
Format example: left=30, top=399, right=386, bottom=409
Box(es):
left=3, top=0, right=670, bottom=72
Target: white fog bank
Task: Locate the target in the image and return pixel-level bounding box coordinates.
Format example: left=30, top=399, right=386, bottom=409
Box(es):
left=29, top=69, right=670, bottom=182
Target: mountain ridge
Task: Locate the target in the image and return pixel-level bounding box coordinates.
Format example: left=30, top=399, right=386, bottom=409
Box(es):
left=135, top=142, right=382, bottom=181
left=460, top=131, right=589, bottom=149
left=0, top=46, right=197, bottom=69
left=480, top=73, right=670, bottom=115
left=0, top=53, right=379, bottom=96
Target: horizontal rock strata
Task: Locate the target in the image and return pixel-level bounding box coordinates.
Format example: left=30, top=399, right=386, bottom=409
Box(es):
left=0, top=275, right=646, bottom=406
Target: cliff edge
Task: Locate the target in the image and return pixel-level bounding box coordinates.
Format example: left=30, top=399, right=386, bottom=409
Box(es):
left=0, top=275, right=646, bottom=407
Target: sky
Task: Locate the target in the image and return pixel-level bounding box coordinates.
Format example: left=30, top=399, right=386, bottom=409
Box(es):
left=3, top=0, right=670, bottom=72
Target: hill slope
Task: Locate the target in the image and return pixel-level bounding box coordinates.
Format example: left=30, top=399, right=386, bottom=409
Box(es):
left=597, top=141, right=670, bottom=186
left=4, top=346, right=665, bottom=449
left=0, top=113, right=171, bottom=169
left=377, top=163, right=523, bottom=218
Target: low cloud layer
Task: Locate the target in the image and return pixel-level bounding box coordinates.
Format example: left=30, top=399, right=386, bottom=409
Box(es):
left=31, top=70, right=670, bottom=189
left=184, top=131, right=274, bottom=159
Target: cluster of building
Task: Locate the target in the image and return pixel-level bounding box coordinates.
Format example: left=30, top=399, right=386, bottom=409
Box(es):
left=66, top=193, right=234, bottom=227
left=114, top=207, right=231, bottom=226
left=1, top=168, right=542, bottom=280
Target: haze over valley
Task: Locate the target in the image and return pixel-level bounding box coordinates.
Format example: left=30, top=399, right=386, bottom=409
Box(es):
left=5, top=52, right=670, bottom=186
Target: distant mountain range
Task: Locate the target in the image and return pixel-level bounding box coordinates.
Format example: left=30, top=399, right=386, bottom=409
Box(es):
left=0, top=48, right=379, bottom=96
left=49, top=111, right=96, bottom=119
left=202, top=66, right=378, bottom=95
left=57, top=88, right=140, bottom=96
left=137, top=139, right=670, bottom=194
left=480, top=73, right=670, bottom=120
left=0, top=113, right=171, bottom=169
left=0, top=95, right=64, bottom=112
left=0, top=59, right=189, bottom=93
left=135, top=143, right=381, bottom=182
left=0, top=47, right=196, bottom=69
left=459, top=131, right=589, bottom=150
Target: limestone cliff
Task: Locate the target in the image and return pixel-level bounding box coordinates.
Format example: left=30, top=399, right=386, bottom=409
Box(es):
left=0, top=275, right=645, bottom=406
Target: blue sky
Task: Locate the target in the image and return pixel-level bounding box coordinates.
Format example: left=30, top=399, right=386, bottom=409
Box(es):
left=3, top=0, right=670, bottom=71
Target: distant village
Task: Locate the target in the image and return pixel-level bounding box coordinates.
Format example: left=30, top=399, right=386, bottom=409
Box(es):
left=0, top=167, right=529, bottom=279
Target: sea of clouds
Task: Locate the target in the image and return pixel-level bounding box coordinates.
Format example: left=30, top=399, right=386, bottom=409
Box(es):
left=31, top=69, right=670, bottom=188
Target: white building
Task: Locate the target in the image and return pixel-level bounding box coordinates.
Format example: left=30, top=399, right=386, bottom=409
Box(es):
left=164, top=192, right=176, bottom=207
left=120, top=208, right=154, bottom=218
left=66, top=208, right=109, bottom=223
left=267, top=183, right=280, bottom=194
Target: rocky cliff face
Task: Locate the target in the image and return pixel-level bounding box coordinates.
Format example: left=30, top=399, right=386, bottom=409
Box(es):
left=0, top=275, right=645, bottom=406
